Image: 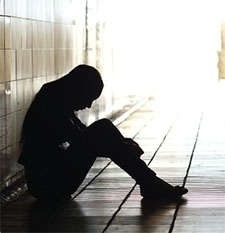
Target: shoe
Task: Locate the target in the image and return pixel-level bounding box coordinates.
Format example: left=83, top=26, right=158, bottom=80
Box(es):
left=36, top=193, right=72, bottom=203
left=140, top=176, right=188, bottom=199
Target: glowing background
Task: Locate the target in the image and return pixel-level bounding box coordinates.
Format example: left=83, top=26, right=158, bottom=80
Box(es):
left=105, top=0, right=225, bottom=109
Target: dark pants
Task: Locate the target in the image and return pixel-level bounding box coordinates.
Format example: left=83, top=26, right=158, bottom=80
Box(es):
left=26, top=119, right=156, bottom=199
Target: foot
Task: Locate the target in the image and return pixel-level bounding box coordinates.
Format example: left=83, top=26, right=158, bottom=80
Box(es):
left=37, top=194, right=72, bottom=203
left=140, top=176, right=188, bottom=199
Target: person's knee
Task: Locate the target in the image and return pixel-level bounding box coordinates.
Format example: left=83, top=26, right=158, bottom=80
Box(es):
left=86, top=118, right=122, bottom=153
left=88, top=118, right=114, bottom=134
left=92, top=118, right=113, bottom=128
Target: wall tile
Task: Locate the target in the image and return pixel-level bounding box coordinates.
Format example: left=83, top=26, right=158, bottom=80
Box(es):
left=10, top=18, right=22, bottom=49
left=15, top=109, right=26, bottom=143
left=0, top=0, right=4, bottom=14
left=29, top=0, right=47, bottom=21
left=10, top=143, right=23, bottom=169
left=0, top=135, right=6, bottom=151
left=16, top=49, right=32, bottom=79
left=9, top=18, right=34, bottom=50
left=66, top=25, right=76, bottom=48
left=4, top=17, right=11, bottom=49
left=5, top=81, right=17, bottom=114
left=0, top=83, right=6, bottom=117
left=27, top=21, right=33, bottom=49
left=0, top=17, right=4, bottom=49
left=0, top=148, right=10, bottom=182
left=0, top=50, right=4, bottom=82
left=45, top=22, right=54, bottom=49
left=46, top=49, right=55, bottom=75
left=54, top=49, right=66, bottom=75
left=6, top=112, right=17, bottom=146
left=1, top=144, right=22, bottom=181
left=33, top=49, right=47, bottom=77
left=45, top=0, right=54, bottom=22
left=5, top=49, right=16, bottom=81
left=33, top=76, right=46, bottom=94
left=63, top=48, right=75, bottom=72
left=54, top=24, right=65, bottom=49
left=0, top=115, right=6, bottom=149
left=5, top=18, right=32, bottom=50
left=5, top=0, right=16, bottom=16
left=54, top=0, right=76, bottom=24
left=5, top=0, right=27, bottom=18
left=16, top=79, right=33, bottom=110
left=32, top=21, right=47, bottom=49
left=21, top=20, right=33, bottom=49
left=26, top=0, right=34, bottom=20
left=16, top=0, right=27, bottom=18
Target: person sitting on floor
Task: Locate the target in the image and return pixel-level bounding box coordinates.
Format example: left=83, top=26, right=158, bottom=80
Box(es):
left=18, top=64, right=188, bottom=201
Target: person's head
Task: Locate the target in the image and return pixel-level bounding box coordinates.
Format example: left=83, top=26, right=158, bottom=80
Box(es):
left=63, top=64, right=104, bottom=111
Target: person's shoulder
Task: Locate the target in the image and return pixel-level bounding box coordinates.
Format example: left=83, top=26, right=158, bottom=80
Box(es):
left=38, top=80, right=56, bottom=95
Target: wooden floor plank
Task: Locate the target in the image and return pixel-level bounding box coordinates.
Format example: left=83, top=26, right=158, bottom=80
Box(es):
left=172, top=100, right=225, bottom=233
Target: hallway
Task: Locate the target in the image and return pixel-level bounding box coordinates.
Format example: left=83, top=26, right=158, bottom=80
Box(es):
left=1, top=82, right=225, bottom=233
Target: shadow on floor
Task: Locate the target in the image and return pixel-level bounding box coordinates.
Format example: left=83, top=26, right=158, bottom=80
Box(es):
left=27, top=199, right=89, bottom=232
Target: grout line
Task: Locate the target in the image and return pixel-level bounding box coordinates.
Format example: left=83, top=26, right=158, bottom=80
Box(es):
left=102, top=115, right=177, bottom=233
left=0, top=14, right=76, bottom=25
left=147, top=115, right=178, bottom=166
left=182, top=112, right=204, bottom=187
left=102, top=183, right=137, bottom=233
left=168, top=112, right=203, bottom=233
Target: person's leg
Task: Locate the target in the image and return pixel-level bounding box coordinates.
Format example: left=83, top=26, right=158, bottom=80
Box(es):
left=85, top=119, right=156, bottom=184
left=85, top=119, right=188, bottom=198
left=58, top=150, right=97, bottom=195
left=25, top=150, right=97, bottom=201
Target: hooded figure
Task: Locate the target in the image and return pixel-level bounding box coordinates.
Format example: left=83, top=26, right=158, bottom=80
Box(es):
left=18, top=64, right=187, bottom=201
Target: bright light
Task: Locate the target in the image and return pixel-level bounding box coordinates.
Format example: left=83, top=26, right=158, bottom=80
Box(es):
left=106, top=0, right=225, bottom=111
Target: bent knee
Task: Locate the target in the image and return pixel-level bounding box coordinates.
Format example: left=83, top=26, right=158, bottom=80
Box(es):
left=86, top=118, right=117, bottom=140
left=88, top=118, right=114, bottom=131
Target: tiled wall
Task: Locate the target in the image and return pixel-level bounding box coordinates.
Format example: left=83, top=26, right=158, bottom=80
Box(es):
left=218, top=23, right=225, bottom=78
left=0, top=0, right=87, bottom=188
left=0, top=0, right=143, bottom=189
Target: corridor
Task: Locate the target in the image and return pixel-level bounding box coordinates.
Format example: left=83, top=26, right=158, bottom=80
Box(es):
left=1, top=0, right=225, bottom=232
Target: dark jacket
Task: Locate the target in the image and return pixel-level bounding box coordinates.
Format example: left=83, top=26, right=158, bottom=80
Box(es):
left=18, top=81, right=86, bottom=167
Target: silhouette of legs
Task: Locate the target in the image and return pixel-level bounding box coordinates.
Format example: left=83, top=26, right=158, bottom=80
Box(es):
left=85, top=119, right=188, bottom=199
left=26, top=118, right=187, bottom=200
left=85, top=119, right=156, bottom=185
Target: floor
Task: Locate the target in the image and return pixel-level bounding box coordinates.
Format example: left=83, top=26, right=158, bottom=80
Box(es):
left=1, top=82, right=225, bottom=233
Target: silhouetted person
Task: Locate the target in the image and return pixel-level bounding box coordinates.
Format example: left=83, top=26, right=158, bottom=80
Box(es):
left=18, top=64, right=188, bottom=201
